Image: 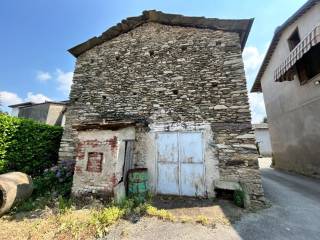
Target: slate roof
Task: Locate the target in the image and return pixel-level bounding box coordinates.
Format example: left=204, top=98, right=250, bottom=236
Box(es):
left=68, top=10, right=254, bottom=57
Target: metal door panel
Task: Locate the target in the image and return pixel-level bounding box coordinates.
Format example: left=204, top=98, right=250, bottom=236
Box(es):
left=157, top=163, right=179, bottom=195
left=179, top=132, right=205, bottom=196
left=157, top=133, right=179, bottom=195
left=179, top=132, right=203, bottom=163
left=157, top=133, right=178, bottom=163
left=180, top=163, right=205, bottom=196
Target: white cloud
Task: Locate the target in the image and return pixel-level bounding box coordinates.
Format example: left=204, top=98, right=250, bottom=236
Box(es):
left=56, top=69, right=73, bottom=94
left=242, top=46, right=268, bottom=123
left=242, top=46, right=265, bottom=73
left=0, top=67, right=73, bottom=112
left=0, top=91, right=23, bottom=106
left=249, top=93, right=266, bottom=123
left=0, top=91, right=52, bottom=113
left=25, top=92, right=51, bottom=103
left=36, top=71, right=52, bottom=82
left=36, top=68, right=74, bottom=94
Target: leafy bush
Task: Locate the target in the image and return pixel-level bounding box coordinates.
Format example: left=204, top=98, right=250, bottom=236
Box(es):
left=14, top=164, right=74, bottom=212
left=117, top=198, right=135, bottom=215
left=33, top=165, right=73, bottom=197
left=0, top=113, right=63, bottom=176
left=233, top=190, right=245, bottom=208
left=14, top=195, right=52, bottom=212
left=58, top=196, right=73, bottom=214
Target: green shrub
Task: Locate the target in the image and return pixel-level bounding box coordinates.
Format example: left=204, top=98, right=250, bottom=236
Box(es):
left=32, top=170, right=57, bottom=195
left=93, top=206, right=124, bottom=226
left=58, top=196, right=73, bottom=214
left=233, top=190, right=245, bottom=208
left=14, top=195, right=52, bottom=212
left=92, top=206, right=125, bottom=236
left=32, top=165, right=73, bottom=197
left=14, top=165, right=74, bottom=213
left=117, top=198, right=135, bottom=215
left=0, top=113, right=63, bottom=176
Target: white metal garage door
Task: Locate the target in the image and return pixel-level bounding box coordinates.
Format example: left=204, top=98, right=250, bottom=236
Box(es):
left=156, top=132, right=205, bottom=196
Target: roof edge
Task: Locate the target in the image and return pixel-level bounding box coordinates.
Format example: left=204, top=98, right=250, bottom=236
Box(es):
left=8, top=102, right=34, bottom=108
left=251, top=0, right=319, bottom=93
left=8, top=100, right=69, bottom=108
left=69, top=10, right=254, bottom=57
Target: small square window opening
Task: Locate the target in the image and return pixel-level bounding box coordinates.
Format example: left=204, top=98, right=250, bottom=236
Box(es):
left=87, top=152, right=103, bottom=172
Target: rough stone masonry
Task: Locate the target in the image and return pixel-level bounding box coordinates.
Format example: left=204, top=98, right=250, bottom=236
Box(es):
left=59, top=10, right=265, bottom=208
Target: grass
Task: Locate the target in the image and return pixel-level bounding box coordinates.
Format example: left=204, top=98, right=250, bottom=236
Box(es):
left=53, top=209, right=95, bottom=239
left=2, top=198, right=132, bottom=239
left=2, top=195, right=232, bottom=239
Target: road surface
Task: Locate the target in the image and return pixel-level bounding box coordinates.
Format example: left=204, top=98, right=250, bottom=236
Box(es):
left=105, top=158, right=320, bottom=240
left=235, top=158, right=320, bottom=240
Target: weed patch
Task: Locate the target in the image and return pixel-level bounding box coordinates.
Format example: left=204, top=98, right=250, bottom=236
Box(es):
left=146, top=205, right=175, bottom=222
left=195, top=215, right=209, bottom=225
left=57, top=209, right=95, bottom=239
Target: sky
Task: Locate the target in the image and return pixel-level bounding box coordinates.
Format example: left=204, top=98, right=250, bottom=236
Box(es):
left=0, top=0, right=307, bottom=122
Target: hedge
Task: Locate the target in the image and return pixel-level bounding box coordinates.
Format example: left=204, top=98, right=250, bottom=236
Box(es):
left=0, top=113, right=63, bottom=176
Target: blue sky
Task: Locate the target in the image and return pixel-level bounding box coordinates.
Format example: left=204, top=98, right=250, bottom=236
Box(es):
left=0, top=0, right=307, bottom=122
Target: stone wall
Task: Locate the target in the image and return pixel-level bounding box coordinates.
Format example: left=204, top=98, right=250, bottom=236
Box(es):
left=59, top=22, right=265, bottom=207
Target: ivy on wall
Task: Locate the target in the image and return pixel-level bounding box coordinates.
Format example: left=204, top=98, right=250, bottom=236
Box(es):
left=0, top=113, right=63, bottom=176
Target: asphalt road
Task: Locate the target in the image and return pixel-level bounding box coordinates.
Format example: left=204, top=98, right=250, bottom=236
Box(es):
left=235, top=159, right=320, bottom=240
left=105, top=159, right=320, bottom=240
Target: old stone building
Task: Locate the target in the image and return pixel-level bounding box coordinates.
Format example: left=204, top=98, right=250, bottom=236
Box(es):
left=59, top=10, right=265, bottom=208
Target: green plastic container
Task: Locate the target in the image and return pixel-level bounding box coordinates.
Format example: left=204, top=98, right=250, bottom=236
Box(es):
left=127, top=168, right=148, bottom=202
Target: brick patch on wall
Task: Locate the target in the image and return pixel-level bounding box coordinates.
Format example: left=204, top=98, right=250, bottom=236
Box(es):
left=86, top=152, right=103, bottom=172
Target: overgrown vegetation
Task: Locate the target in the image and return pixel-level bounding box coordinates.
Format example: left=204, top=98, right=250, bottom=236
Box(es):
left=0, top=114, right=71, bottom=212
left=2, top=193, right=239, bottom=239
left=92, top=206, right=125, bottom=237
left=0, top=113, right=63, bottom=176
left=48, top=198, right=189, bottom=238
left=233, top=190, right=245, bottom=208
left=14, top=164, right=73, bottom=212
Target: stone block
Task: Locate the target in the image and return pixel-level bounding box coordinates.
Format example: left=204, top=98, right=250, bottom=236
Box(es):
left=214, top=180, right=242, bottom=191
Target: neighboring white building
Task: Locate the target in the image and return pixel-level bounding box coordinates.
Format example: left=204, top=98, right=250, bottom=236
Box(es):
left=251, top=0, right=320, bottom=177
left=253, top=123, right=272, bottom=157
